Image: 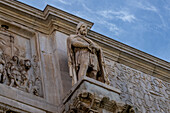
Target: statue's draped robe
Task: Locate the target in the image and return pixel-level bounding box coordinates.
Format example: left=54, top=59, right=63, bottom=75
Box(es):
left=67, top=35, right=110, bottom=85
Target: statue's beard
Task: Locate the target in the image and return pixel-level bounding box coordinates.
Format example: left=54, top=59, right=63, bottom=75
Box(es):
left=80, top=30, right=87, bottom=36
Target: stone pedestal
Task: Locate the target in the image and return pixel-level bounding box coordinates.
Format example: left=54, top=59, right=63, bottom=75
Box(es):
left=62, top=76, right=136, bottom=113
left=0, top=83, right=58, bottom=113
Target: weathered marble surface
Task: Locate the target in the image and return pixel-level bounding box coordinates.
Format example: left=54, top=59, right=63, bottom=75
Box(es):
left=54, top=30, right=170, bottom=113
left=105, top=59, right=170, bottom=113
left=0, top=27, right=43, bottom=97
left=0, top=0, right=169, bottom=113
left=62, top=77, right=137, bottom=113
left=67, top=22, right=109, bottom=85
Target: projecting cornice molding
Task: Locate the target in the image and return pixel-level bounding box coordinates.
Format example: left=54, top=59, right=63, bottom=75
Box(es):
left=0, top=0, right=169, bottom=82
left=88, top=31, right=170, bottom=82
left=0, top=0, right=93, bottom=35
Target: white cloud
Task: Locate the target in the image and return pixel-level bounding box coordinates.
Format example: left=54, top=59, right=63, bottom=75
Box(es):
left=135, top=1, right=166, bottom=28
left=133, top=1, right=157, bottom=12
left=107, top=23, right=120, bottom=34
left=82, top=4, right=93, bottom=13
left=165, top=6, right=170, bottom=11
left=58, top=0, right=71, bottom=5
left=130, top=0, right=158, bottom=12
left=99, top=10, right=113, bottom=19
left=157, top=14, right=166, bottom=28
left=99, top=10, right=136, bottom=23
left=74, top=11, right=86, bottom=18
left=116, top=12, right=136, bottom=23
left=97, top=19, right=121, bottom=35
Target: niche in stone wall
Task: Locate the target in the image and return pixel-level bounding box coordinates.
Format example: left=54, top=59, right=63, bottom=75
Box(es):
left=0, top=23, right=43, bottom=97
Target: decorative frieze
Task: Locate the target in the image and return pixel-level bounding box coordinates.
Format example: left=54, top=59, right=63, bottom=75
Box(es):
left=62, top=77, right=137, bottom=113
left=105, top=59, right=170, bottom=113
left=0, top=26, right=43, bottom=97
left=65, top=91, right=136, bottom=113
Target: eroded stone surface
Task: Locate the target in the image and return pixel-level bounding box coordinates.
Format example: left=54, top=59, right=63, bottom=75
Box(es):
left=0, top=27, right=43, bottom=97
left=0, top=0, right=169, bottom=113
left=67, top=22, right=109, bottom=85
left=62, top=78, right=137, bottom=113
left=105, top=59, right=170, bottom=113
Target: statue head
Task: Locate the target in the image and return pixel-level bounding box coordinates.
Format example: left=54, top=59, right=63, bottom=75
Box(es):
left=24, top=59, right=31, bottom=70
left=76, top=22, right=88, bottom=36
left=12, top=56, right=19, bottom=63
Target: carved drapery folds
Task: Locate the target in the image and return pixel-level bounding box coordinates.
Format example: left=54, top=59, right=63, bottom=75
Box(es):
left=0, top=26, right=42, bottom=97
left=65, top=91, right=136, bottom=113
left=67, top=22, right=110, bottom=85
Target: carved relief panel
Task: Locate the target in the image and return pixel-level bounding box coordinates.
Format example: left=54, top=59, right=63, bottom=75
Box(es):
left=0, top=26, right=43, bottom=97
left=64, top=91, right=136, bottom=113
left=105, top=58, right=170, bottom=113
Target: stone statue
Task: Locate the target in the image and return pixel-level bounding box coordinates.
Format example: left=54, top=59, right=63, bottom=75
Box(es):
left=0, top=58, right=6, bottom=83
left=67, top=22, right=110, bottom=85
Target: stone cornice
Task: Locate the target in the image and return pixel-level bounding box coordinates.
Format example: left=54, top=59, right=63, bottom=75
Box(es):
left=88, top=31, right=170, bottom=82
left=63, top=76, right=121, bottom=104
left=0, top=0, right=169, bottom=82
left=0, top=0, right=93, bottom=34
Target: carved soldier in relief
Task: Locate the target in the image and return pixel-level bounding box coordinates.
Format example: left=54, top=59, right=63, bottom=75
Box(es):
left=67, top=22, right=109, bottom=85
left=0, top=58, right=6, bottom=83
left=0, top=26, right=43, bottom=97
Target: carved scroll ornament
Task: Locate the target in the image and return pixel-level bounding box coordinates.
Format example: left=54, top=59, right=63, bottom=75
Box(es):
left=64, top=91, right=137, bottom=113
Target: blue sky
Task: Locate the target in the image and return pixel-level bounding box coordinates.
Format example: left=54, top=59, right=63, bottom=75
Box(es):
left=18, top=0, right=170, bottom=62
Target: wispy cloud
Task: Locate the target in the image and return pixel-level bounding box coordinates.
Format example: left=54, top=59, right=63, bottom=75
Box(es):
left=97, top=19, right=121, bottom=35
left=82, top=3, right=93, bottom=13
left=107, top=23, right=120, bottom=35
left=135, top=1, right=166, bottom=28
left=74, top=5, right=122, bottom=36
left=132, top=1, right=157, bottom=12
left=164, top=5, right=170, bottom=12
left=98, top=10, right=136, bottom=23
left=58, top=0, right=71, bottom=5
left=117, top=13, right=136, bottom=23
left=165, top=6, right=170, bottom=10
left=74, top=11, right=86, bottom=19
left=73, top=10, right=121, bottom=36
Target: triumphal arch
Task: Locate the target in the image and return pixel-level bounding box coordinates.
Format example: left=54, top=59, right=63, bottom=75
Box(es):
left=0, top=0, right=169, bottom=113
